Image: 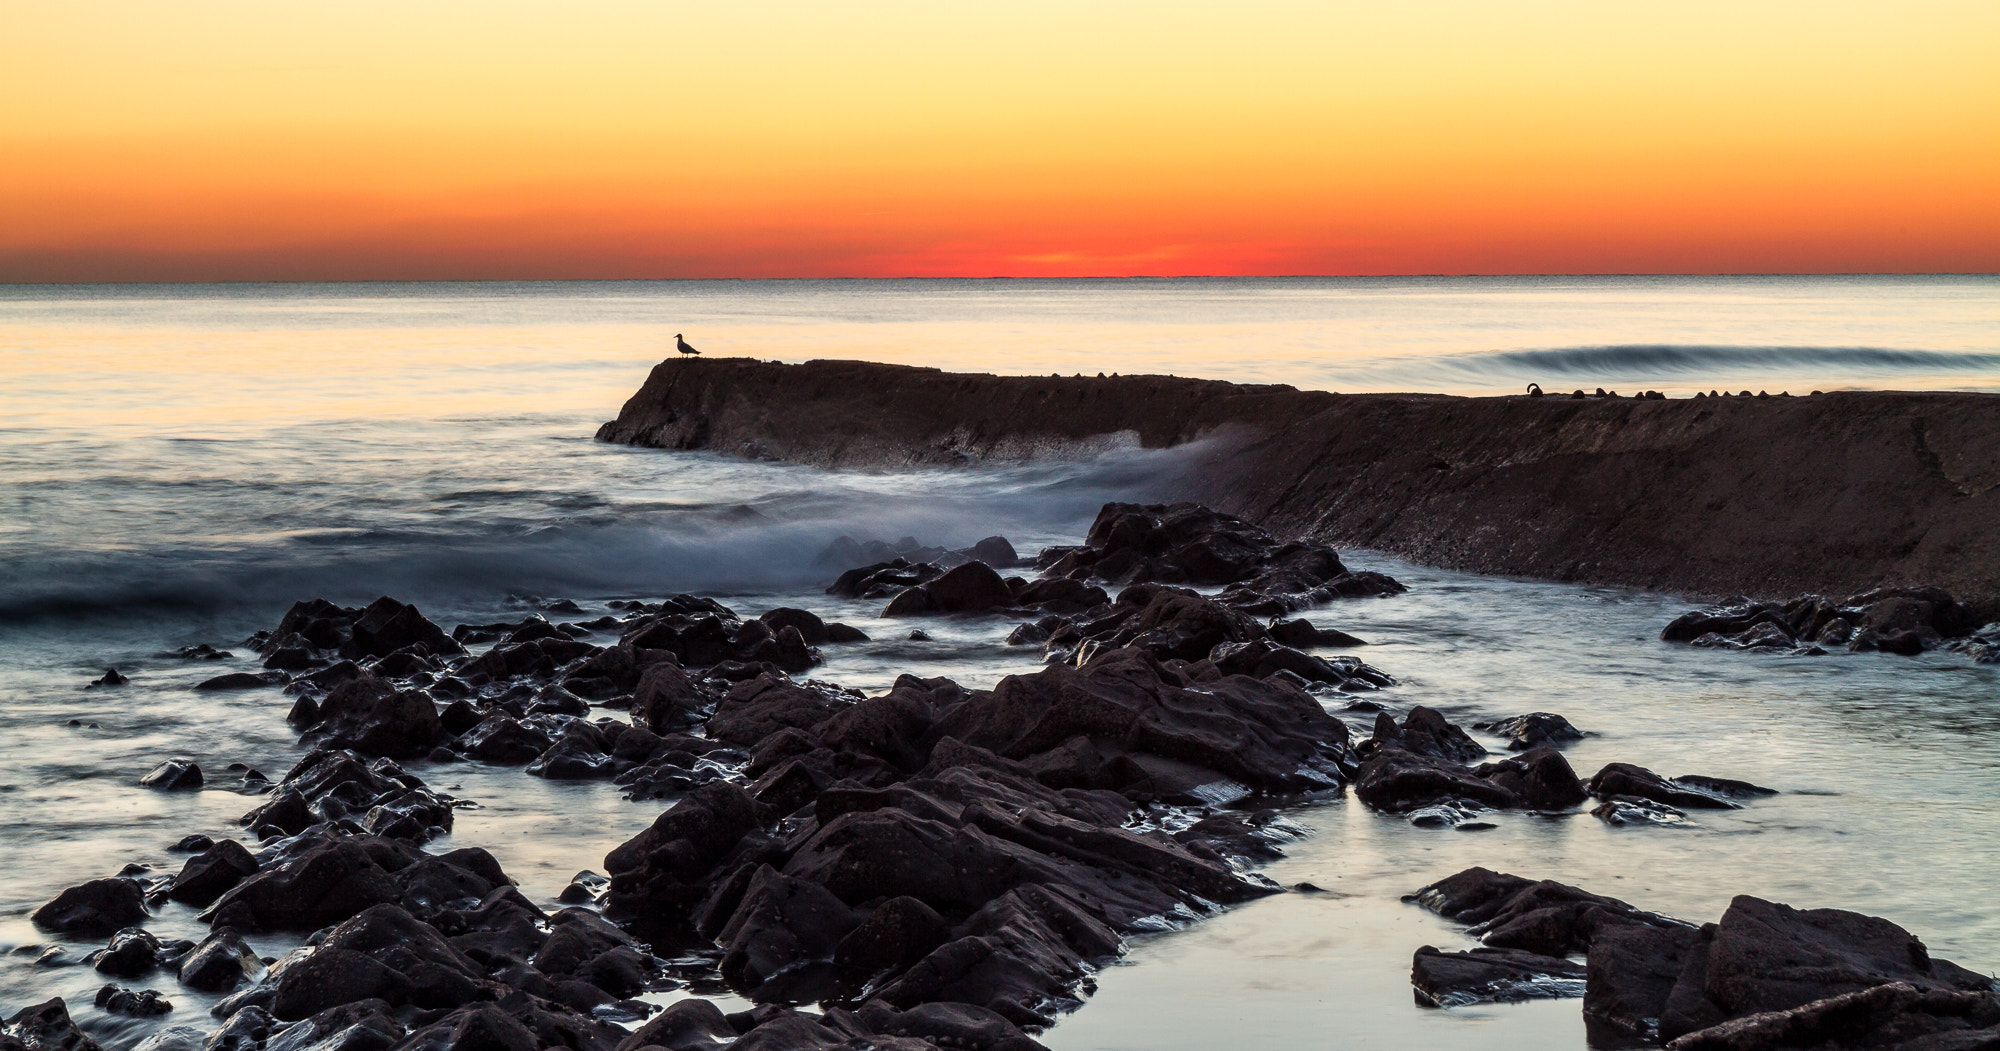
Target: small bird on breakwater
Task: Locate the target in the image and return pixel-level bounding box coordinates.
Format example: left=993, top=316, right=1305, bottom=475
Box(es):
left=675, top=334, right=700, bottom=357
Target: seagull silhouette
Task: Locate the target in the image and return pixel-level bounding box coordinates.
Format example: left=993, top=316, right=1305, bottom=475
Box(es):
left=675, top=333, right=700, bottom=357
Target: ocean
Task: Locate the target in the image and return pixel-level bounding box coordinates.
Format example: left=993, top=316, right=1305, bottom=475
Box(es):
left=2, top=275, right=1996, bottom=1049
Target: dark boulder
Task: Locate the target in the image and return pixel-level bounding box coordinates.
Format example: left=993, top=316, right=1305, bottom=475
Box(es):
left=718, top=866, right=860, bottom=993
left=1367, top=706, right=1486, bottom=763
left=883, top=561, right=1016, bottom=616
left=630, top=661, right=705, bottom=734
left=271, top=949, right=403, bottom=1021
left=1664, top=894, right=2000, bottom=1034
left=347, top=596, right=460, bottom=659
left=202, top=837, right=402, bottom=932
left=1584, top=922, right=1709, bottom=1044
left=828, top=558, right=945, bottom=600
left=309, top=675, right=445, bottom=758
left=613, top=998, right=737, bottom=1051
left=1353, top=750, right=1517, bottom=813
left=176, top=927, right=265, bottom=992
left=459, top=714, right=555, bottom=765
left=833, top=896, right=953, bottom=978
left=167, top=838, right=259, bottom=907
left=1, top=999, right=102, bottom=1051
left=31, top=878, right=147, bottom=937
left=1481, top=712, right=1586, bottom=750
left=707, top=675, right=854, bottom=747
left=759, top=607, right=829, bottom=645
left=93, top=985, right=172, bottom=1017
left=260, top=999, right=402, bottom=1051
left=1474, top=748, right=1587, bottom=810
left=92, top=927, right=162, bottom=979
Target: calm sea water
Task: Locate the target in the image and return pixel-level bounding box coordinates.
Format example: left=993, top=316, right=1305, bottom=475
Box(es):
left=1, top=276, right=1996, bottom=1049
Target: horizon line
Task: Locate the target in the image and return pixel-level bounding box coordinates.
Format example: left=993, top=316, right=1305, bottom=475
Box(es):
left=4, top=271, right=1998, bottom=288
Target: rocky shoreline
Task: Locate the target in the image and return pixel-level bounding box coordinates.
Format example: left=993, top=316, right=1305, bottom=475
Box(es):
left=596, top=359, right=2000, bottom=618
left=8, top=501, right=1995, bottom=1051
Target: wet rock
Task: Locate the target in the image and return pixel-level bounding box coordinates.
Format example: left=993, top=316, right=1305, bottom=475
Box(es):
left=932, top=645, right=1353, bottom=798
left=1593, top=796, right=1691, bottom=826
left=202, top=837, right=402, bottom=932
left=604, top=782, right=771, bottom=933
left=1267, top=617, right=1367, bottom=648
left=271, top=950, right=402, bottom=1021
left=93, top=984, right=172, bottom=1017
left=833, top=896, right=952, bottom=978
left=1, top=999, right=101, bottom=1051
left=613, top=997, right=737, bottom=1051
left=630, top=661, right=706, bottom=734
left=260, top=998, right=402, bottom=1051
left=458, top=714, right=555, bottom=765
left=91, top=927, right=161, bottom=978
left=347, top=596, right=462, bottom=660
left=170, top=834, right=214, bottom=853
left=1663, top=587, right=1979, bottom=658
left=176, top=927, right=265, bottom=992
left=1410, top=945, right=1587, bottom=1007
left=1367, top=706, right=1487, bottom=763
left=130, top=1026, right=207, bottom=1051
left=856, top=1001, right=1048, bottom=1051
left=89, top=668, right=129, bottom=687
left=139, top=758, right=203, bottom=791
left=1474, top=748, right=1587, bottom=810
left=196, top=671, right=285, bottom=691
left=31, top=878, right=147, bottom=936
left=1587, top=763, right=1751, bottom=810
left=1584, top=922, right=1708, bottom=1043
left=718, top=865, right=860, bottom=993
left=1481, top=712, right=1586, bottom=750
left=307, top=675, right=445, bottom=758
left=824, top=622, right=870, bottom=643
left=707, top=675, right=856, bottom=747
left=830, top=557, right=946, bottom=600
left=1663, top=981, right=2000, bottom=1051
left=883, top=560, right=1016, bottom=616
left=1659, top=894, right=2000, bottom=1038
left=759, top=607, right=829, bottom=644
left=1353, top=750, right=1517, bottom=813
left=1043, top=503, right=1405, bottom=610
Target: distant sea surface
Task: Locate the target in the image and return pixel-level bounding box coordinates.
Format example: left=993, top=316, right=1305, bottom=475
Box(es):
left=1, top=276, right=1996, bottom=1050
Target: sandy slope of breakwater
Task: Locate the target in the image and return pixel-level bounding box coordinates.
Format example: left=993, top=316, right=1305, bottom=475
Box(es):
left=598, top=359, right=2000, bottom=615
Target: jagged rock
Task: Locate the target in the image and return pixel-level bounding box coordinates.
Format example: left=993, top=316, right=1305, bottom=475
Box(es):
left=1411, top=945, right=1587, bottom=1007
left=2, top=999, right=101, bottom=1051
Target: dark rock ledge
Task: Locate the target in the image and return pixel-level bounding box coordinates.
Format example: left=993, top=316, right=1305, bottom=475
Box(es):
left=1406, top=866, right=2000, bottom=1049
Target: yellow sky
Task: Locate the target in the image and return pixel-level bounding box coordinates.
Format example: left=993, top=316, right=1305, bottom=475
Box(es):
left=3, top=1, right=1996, bottom=278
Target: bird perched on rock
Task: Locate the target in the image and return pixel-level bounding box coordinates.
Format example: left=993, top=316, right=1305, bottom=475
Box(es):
left=675, top=333, right=700, bottom=357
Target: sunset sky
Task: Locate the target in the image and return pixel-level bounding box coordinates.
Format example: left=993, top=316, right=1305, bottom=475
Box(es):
left=3, top=1, right=1996, bottom=281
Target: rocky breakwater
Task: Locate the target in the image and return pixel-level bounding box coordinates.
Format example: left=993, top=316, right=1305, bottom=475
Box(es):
left=13, top=502, right=1415, bottom=1051
left=597, top=358, right=2000, bottom=616
left=1406, top=867, right=2000, bottom=1049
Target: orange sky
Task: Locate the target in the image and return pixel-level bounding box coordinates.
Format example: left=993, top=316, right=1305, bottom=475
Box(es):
left=3, top=1, right=1997, bottom=280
